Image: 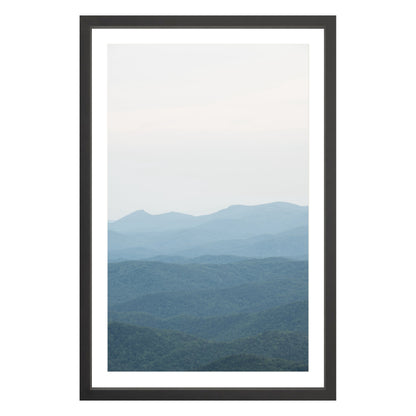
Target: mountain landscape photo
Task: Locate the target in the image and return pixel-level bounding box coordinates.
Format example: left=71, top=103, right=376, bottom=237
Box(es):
left=107, top=44, right=309, bottom=373
left=108, top=201, right=309, bottom=371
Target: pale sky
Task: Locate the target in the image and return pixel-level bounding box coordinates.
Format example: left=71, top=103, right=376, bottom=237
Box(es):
left=108, top=44, right=308, bottom=220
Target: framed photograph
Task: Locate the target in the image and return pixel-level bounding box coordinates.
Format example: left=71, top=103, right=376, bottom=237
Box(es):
left=80, top=15, right=336, bottom=400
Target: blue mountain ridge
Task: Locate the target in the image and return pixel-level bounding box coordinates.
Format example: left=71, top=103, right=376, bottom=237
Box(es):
left=108, top=202, right=308, bottom=260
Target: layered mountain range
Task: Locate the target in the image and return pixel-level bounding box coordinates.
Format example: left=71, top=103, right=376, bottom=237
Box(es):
left=108, top=202, right=309, bottom=371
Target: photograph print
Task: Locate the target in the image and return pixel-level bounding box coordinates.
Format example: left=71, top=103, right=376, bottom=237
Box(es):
left=107, top=43, right=310, bottom=373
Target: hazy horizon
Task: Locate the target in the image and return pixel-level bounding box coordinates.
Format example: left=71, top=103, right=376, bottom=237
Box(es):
left=108, top=44, right=309, bottom=220
left=109, top=200, right=309, bottom=222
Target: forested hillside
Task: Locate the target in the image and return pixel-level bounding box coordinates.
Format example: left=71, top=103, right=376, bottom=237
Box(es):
left=109, top=322, right=307, bottom=371
left=109, top=257, right=308, bottom=371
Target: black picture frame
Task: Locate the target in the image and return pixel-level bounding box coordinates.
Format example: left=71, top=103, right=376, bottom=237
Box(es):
left=80, top=15, right=336, bottom=401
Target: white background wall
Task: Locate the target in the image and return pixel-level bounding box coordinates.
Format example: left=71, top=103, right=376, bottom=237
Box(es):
left=1, top=1, right=415, bottom=415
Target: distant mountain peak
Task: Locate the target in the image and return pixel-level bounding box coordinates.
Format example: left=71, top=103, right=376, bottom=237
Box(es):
left=155, top=211, right=194, bottom=218
left=125, top=210, right=151, bottom=217
left=134, top=209, right=148, bottom=214
left=109, top=201, right=308, bottom=237
left=115, top=201, right=307, bottom=222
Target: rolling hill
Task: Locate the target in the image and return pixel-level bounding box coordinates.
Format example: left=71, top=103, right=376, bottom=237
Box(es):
left=111, top=278, right=307, bottom=318
left=109, top=300, right=308, bottom=341
left=197, top=354, right=307, bottom=371
left=108, top=322, right=307, bottom=371
left=109, top=257, right=308, bottom=312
